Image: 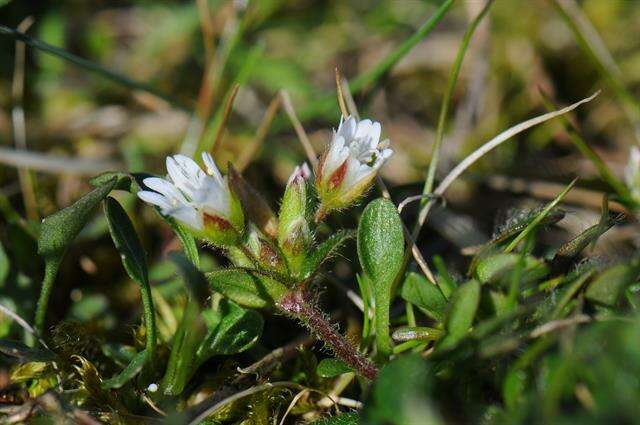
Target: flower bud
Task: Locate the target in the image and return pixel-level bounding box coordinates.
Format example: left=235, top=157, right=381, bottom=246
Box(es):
left=278, top=164, right=312, bottom=277
left=245, top=224, right=287, bottom=274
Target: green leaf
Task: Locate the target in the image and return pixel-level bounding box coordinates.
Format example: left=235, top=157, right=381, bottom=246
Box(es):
left=362, top=354, right=441, bottom=425
left=586, top=263, right=640, bottom=307
left=311, top=413, right=360, bottom=425
left=197, top=299, right=263, bottom=361
left=161, top=300, right=204, bottom=396
left=104, top=197, right=156, bottom=365
left=101, top=350, right=147, bottom=389
left=504, top=178, right=577, bottom=253
left=35, top=178, right=117, bottom=333
left=89, top=172, right=139, bottom=192
left=358, top=198, right=404, bottom=360
left=206, top=268, right=288, bottom=309
left=400, top=272, right=447, bottom=322
left=442, top=280, right=481, bottom=347
left=304, top=230, right=354, bottom=277
left=104, top=197, right=148, bottom=288
left=316, top=358, right=353, bottom=378
left=162, top=253, right=209, bottom=396
left=475, top=253, right=549, bottom=286
left=38, top=178, right=116, bottom=260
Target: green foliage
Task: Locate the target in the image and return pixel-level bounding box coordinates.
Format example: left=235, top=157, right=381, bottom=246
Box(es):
left=358, top=198, right=404, bottom=360
left=362, top=354, right=441, bottom=425
left=304, top=230, right=354, bottom=278
left=102, top=350, right=146, bottom=389
left=35, top=178, right=117, bottom=333
left=316, top=358, right=353, bottom=378
left=586, top=262, right=640, bottom=307
left=311, top=413, right=360, bottom=425
left=441, top=279, right=480, bottom=347
left=197, top=299, right=263, bottom=360
left=207, top=268, right=288, bottom=309
left=400, top=272, right=447, bottom=322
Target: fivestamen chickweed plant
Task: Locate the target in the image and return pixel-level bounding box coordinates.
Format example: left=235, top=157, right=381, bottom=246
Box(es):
left=3, top=8, right=640, bottom=420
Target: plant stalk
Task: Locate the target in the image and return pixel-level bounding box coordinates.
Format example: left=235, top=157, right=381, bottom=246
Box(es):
left=278, top=289, right=378, bottom=380
left=34, top=258, right=61, bottom=335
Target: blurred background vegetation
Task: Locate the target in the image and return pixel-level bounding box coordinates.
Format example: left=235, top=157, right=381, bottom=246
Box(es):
left=1, top=0, right=640, bottom=423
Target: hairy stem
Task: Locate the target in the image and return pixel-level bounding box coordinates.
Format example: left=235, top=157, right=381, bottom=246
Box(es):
left=278, top=289, right=378, bottom=380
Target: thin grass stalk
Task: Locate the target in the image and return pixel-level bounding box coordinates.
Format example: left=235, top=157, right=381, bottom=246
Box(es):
left=0, top=25, right=188, bottom=111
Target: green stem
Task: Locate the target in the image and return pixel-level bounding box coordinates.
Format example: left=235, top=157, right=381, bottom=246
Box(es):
left=34, top=258, right=61, bottom=335
left=422, top=0, right=494, bottom=198
left=139, top=280, right=157, bottom=365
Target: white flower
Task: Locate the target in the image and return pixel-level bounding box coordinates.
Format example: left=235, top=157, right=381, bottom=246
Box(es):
left=316, top=115, right=392, bottom=214
left=137, top=153, right=244, bottom=245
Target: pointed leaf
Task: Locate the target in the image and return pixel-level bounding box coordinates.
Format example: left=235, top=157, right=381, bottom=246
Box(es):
left=38, top=178, right=117, bottom=260
left=104, top=197, right=148, bottom=287
left=304, top=230, right=355, bottom=277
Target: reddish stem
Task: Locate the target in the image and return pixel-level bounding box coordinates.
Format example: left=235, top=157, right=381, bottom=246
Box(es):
left=278, top=289, right=378, bottom=380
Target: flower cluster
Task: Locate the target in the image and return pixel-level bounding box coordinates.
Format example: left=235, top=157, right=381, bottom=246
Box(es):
left=137, top=115, right=392, bottom=256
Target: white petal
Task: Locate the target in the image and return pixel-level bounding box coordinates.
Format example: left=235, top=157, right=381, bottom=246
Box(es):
left=138, top=191, right=172, bottom=211
left=323, top=135, right=349, bottom=178
left=201, top=152, right=224, bottom=185
left=354, top=119, right=373, bottom=140
left=143, top=177, right=188, bottom=204
left=167, top=205, right=202, bottom=231
left=336, top=115, right=356, bottom=141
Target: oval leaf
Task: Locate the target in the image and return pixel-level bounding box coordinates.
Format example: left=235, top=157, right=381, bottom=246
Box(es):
left=358, top=198, right=404, bottom=359
left=400, top=272, right=447, bottom=322
left=443, top=279, right=481, bottom=344
left=357, top=199, right=404, bottom=286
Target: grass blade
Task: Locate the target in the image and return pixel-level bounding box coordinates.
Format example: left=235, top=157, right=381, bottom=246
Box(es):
left=0, top=25, right=189, bottom=111
left=504, top=178, right=578, bottom=253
